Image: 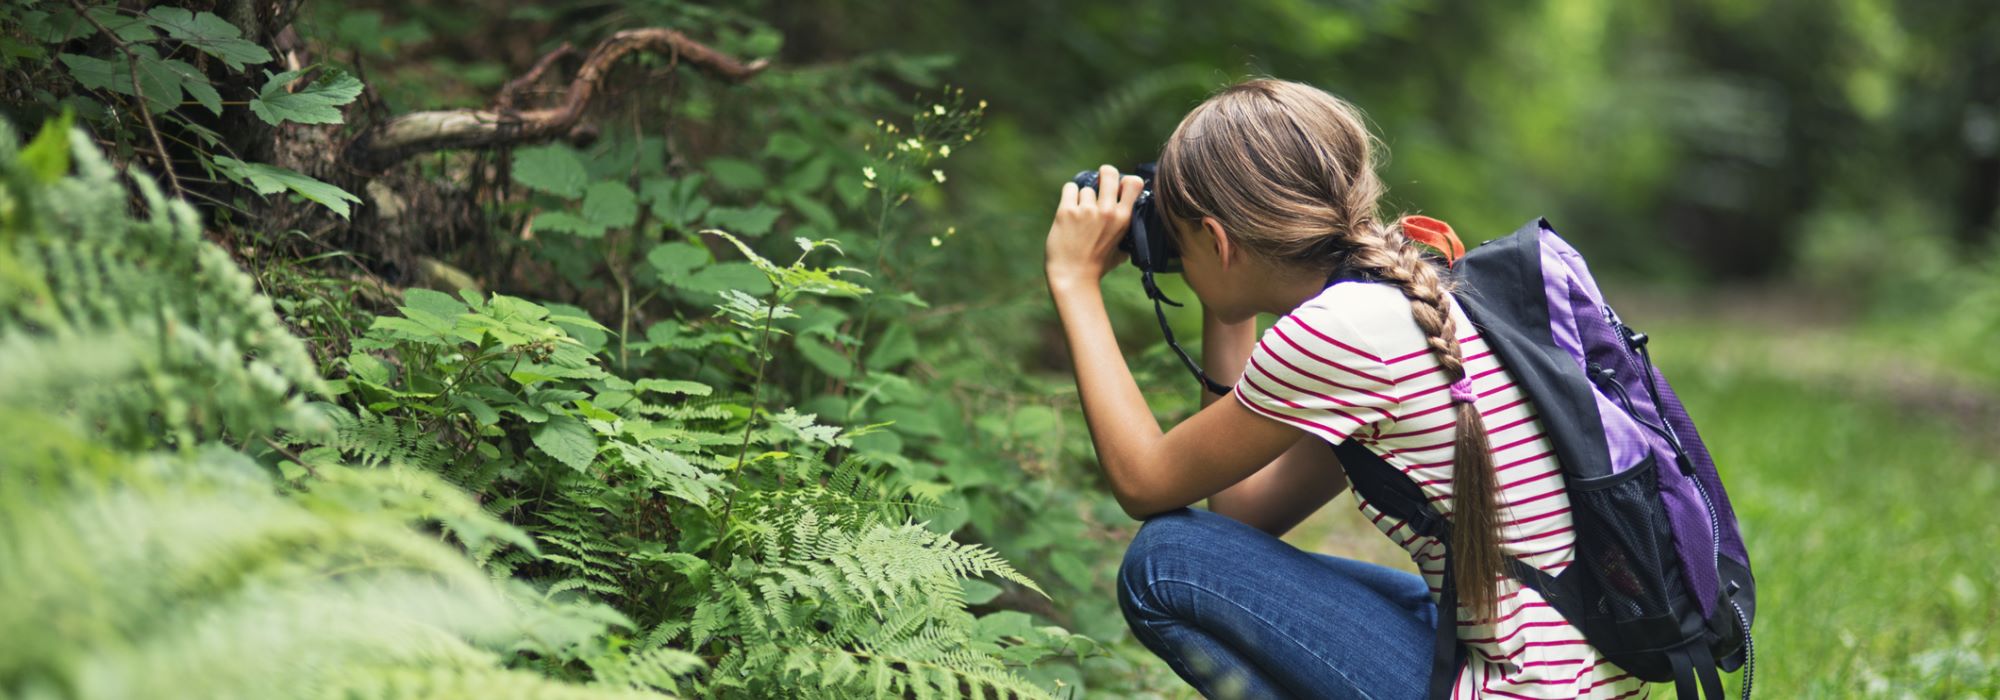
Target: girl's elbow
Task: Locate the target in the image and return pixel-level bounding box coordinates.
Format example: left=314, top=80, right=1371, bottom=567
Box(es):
left=1110, top=477, right=1176, bottom=521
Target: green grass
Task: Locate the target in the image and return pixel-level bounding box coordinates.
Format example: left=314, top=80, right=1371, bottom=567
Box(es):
left=1284, top=316, right=2000, bottom=698
left=1655, top=321, right=2000, bottom=697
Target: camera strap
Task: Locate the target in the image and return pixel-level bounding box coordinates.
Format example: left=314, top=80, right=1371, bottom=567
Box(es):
left=1142, top=269, right=1233, bottom=396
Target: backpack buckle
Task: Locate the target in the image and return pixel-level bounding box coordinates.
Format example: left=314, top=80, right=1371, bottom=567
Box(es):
left=1407, top=507, right=1448, bottom=539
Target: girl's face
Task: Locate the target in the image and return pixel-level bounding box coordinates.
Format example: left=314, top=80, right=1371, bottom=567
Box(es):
left=1171, top=216, right=1260, bottom=324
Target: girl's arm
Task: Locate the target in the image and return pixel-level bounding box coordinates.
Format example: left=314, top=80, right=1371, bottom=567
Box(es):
left=1044, top=166, right=1313, bottom=520
left=1198, top=308, right=1349, bottom=538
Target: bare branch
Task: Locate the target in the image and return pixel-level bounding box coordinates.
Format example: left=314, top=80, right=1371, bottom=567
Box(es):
left=495, top=42, right=576, bottom=111
left=342, top=28, right=769, bottom=172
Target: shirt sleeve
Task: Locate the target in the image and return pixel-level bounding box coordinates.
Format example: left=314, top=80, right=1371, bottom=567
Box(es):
left=1232, top=307, right=1401, bottom=445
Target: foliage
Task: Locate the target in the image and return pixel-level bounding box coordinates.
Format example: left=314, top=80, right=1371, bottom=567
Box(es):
left=2, top=1, right=362, bottom=219
left=309, top=226, right=1085, bottom=697
left=0, top=117, right=645, bottom=700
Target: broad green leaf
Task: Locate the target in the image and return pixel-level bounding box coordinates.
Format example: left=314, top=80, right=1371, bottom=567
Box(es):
left=57, top=50, right=198, bottom=114
left=400, top=288, right=470, bottom=320
left=783, top=154, right=833, bottom=192
left=33, top=7, right=154, bottom=43
left=249, top=68, right=362, bottom=126
left=762, top=131, right=813, bottom=162
left=865, top=323, right=918, bottom=371
left=639, top=174, right=709, bottom=228
left=143, top=7, right=272, bottom=70
left=784, top=192, right=837, bottom=231
left=633, top=379, right=715, bottom=396
left=703, top=157, right=766, bottom=191
left=513, top=145, right=588, bottom=198
left=531, top=414, right=596, bottom=472
left=20, top=111, right=74, bottom=183
left=705, top=205, right=782, bottom=237
left=57, top=53, right=122, bottom=93
left=581, top=181, right=638, bottom=228
left=646, top=241, right=710, bottom=285
left=532, top=211, right=604, bottom=238
left=211, top=156, right=362, bottom=219
left=794, top=336, right=853, bottom=379
left=678, top=261, right=773, bottom=297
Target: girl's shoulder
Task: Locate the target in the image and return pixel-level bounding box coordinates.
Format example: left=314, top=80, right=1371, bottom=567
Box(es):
left=1286, top=281, right=1446, bottom=360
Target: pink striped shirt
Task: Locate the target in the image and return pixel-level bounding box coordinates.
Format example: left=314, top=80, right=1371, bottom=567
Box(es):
left=1234, top=281, right=1647, bottom=700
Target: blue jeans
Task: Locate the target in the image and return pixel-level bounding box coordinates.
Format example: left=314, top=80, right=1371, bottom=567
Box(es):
left=1117, top=506, right=1440, bottom=699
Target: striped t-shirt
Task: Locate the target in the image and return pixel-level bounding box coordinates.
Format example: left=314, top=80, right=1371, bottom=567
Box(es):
left=1233, top=281, right=1646, bottom=700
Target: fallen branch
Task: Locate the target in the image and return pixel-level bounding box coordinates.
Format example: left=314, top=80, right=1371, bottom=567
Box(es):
left=342, top=28, right=768, bottom=172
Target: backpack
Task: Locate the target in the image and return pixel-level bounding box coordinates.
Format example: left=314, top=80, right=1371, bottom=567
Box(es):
left=1328, top=217, right=1757, bottom=700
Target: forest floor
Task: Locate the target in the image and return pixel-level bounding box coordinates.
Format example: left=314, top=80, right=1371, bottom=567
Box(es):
left=1280, top=296, right=2000, bottom=698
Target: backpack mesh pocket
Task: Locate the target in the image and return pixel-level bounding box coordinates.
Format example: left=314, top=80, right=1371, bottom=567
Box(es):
left=1568, top=454, right=1678, bottom=623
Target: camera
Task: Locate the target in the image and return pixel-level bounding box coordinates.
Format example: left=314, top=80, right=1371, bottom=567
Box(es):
left=1068, top=162, right=1230, bottom=396
left=1071, top=163, right=1181, bottom=273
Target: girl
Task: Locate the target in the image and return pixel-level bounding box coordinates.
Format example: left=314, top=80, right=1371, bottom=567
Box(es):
left=1042, top=78, right=1644, bottom=699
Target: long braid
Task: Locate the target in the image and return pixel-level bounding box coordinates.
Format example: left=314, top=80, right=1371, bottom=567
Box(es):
left=1339, top=221, right=1503, bottom=620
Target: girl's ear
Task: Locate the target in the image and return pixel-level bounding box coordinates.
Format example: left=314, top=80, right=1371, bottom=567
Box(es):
left=1202, top=217, right=1233, bottom=270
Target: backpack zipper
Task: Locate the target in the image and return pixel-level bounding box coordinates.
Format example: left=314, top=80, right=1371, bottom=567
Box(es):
left=1730, top=598, right=1755, bottom=699
left=1596, top=305, right=1733, bottom=682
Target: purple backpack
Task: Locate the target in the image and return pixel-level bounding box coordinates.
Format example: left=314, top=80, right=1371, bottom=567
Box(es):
left=1330, top=218, right=1757, bottom=700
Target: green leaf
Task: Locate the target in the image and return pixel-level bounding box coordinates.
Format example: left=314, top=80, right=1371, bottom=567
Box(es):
left=762, top=131, right=813, bottom=162
left=143, top=7, right=272, bottom=71
left=211, top=156, right=362, bottom=219
left=57, top=50, right=198, bottom=115
left=20, top=110, right=74, bottom=183
left=531, top=414, right=597, bottom=472
left=249, top=68, right=362, bottom=126
left=581, top=181, right=638, bottom=228
left=865, top=323, right=918, bottom=371
left=400, top=288, right=470, bottom=319
left=794, top=336, right=853, bottom=379
left=57, top=52, right=122, bottom=93
left=678, top=261, right=773, bottom=297
left=533, top=211, right=604, bottom=238
left=705, top=205, right=782, bottom=237
left=784, top=192, right=837, bottom=231
left=513, top=145, right=588, bottom=198
left=646, top=241, right=710, bottom=285
left=961, top=579, right=1002, bottom=606
left=633, top=379, right=714, bottom=396
left=639, top=175, right=708, bottom=228
left=703, top=157, right=766, bottom=191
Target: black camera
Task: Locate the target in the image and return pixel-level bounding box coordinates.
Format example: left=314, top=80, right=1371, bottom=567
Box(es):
left=1068, top=162, right=1230, bottom=396
left=1071, top=163, right=1181, bottom=273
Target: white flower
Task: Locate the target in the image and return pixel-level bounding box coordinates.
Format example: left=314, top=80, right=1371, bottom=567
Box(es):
left=863, top=166, right=876, bottom=181
left=932, top=169, right=946, bottom=183
left=930, top=236, right=942, bottom=247
left=939, top=144, right=951, bottom=158
left=933, top=104, right=946, bottom=115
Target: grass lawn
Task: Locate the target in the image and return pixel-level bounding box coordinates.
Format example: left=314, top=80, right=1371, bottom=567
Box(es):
left=1282, top=313, right=2000, bottom=698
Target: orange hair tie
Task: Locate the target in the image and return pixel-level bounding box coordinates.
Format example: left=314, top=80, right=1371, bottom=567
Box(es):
left=1399, top=214, right=1464, bottom=265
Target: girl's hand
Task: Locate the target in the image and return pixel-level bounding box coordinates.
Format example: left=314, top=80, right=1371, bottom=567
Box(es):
left=1045, top=164, right=1146, bottom=290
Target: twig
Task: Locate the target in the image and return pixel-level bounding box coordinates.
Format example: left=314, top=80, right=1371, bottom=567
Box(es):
left=67, top=0, right=186, bottom=200
left=495, top=43, right=577, bottom=111
left=343, top=28, right=768, bottom=171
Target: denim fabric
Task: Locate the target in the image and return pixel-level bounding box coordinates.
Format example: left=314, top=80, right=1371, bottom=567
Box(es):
left=1117, top=507, right=1439, bottom=700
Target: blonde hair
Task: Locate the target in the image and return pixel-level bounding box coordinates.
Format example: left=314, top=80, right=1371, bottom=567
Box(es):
left=1155, top=78, right=1504, bottom=618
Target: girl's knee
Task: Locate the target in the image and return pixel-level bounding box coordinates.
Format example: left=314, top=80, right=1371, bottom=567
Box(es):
left=1117, top=507, right=1236, bottom=612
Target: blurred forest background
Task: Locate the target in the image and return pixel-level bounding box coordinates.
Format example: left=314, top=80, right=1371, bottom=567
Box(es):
left=2, top=0, right=1997, bottom=698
